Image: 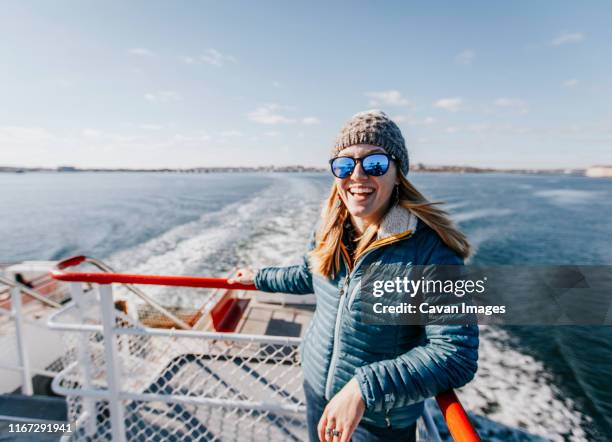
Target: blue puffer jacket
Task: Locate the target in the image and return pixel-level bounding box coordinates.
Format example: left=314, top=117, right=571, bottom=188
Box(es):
left=254, top=205, right=479, bottom=429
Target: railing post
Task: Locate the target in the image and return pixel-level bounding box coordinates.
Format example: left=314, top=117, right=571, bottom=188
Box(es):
left=71, top=282, right=97, bottom=436
left=99, top=283, right=127, bottom=442
left=11, top=286, right=33, bottom=395
left=421, top=404, right=443, bottom=442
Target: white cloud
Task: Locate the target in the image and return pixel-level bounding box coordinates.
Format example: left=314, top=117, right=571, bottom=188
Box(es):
left=563, top=79, right=579, bottom=88
left=551, top=32, right=585, bottom=46
left=264, top=131, right=280, bottom=137
left=171, top=133, right=211, bottom=143
left=144, top=91, right=182, bottom=103
left=433, top=97, right=463, bottom=112
left=467, top=123, right=531, bottom=135
left=468, top=124, right=490, bottom=133
left=201, top=49, right=237, bottom=66
left=365, top=90, right=410, bottom=106
left=0, top=126, right=54, bottom=144
left=219, top=130, right=243, bottom=137
left=57, top=79, right=71, bottom=88
left=409, top=116, right=436, bottom=126
left=445, top=126, right=460, bottom=134
left=180, top=49, right=237, bottom=67
left=392, top=115, right=409, bottom=123
left=128, top=48, right=156, bottom=57
left=247, top=105, right=295, bottom=125
left=422, top=116, right=436, bottom=125
left=455, top=49, right=475, bottom=65
left=0, top=126, right=216, bottom=168
left=137, top=124, right=164, bottom=130
left=494, top=97, right=529, bottom=113
left=178, top=56, right=197, bottom=64
left=81, top=128, right=101, bottom=137
left=394, top=115, right=436, bottom=125
left=302, top=116, right=320, bottom=125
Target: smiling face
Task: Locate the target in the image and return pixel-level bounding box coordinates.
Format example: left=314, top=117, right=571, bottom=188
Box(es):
left=334, top=144, right=398, bottom=230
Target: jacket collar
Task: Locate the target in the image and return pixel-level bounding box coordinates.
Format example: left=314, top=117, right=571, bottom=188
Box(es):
left=376, top=204, right=418, bottom=241
left=340, top=204, right=418, bottom=270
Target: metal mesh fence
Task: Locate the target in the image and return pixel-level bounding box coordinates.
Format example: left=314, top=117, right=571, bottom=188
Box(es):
left=50, top=291, right=307, bottom=442
left=121, top=399, right=306, bottom=442
left=47, top=282, right=446, bottom=441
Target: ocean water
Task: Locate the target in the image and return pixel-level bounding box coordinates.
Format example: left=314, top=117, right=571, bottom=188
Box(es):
left=1, top=171, right=611, bottom=440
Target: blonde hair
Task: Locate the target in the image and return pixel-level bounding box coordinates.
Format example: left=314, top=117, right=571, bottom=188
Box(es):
left=310, top=173, right=471, bottom=278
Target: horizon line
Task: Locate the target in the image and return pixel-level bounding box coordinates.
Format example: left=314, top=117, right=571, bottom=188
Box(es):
left=2, top=164, right=606, bottom=172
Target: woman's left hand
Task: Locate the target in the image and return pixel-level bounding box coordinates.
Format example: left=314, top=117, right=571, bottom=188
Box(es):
left=317, top=377, right=366, bottom=442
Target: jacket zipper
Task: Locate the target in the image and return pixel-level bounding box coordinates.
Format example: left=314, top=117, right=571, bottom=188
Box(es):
left=324, top=233, right=413, bottom=400
left=325, top=275, right=349, bottom=399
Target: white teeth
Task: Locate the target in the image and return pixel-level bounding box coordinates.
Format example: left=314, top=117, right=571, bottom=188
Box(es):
left=349, top=187, right=374, bottom=195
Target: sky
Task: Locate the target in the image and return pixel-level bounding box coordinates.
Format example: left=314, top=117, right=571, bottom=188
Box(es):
left=1, top=1, right=611, bottom=169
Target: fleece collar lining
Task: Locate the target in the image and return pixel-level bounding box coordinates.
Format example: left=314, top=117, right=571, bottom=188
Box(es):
left=377, top=205, right=418, bottom=241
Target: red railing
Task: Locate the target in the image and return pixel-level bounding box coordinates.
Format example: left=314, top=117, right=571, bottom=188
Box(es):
left=437, top=390, right=480, bottom=441
left=51, top=255, right=480, bottom=442
left=53, top=255, right=256, bottom=290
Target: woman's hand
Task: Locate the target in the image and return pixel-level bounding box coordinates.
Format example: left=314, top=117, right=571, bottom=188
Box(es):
left=228, top=268, right=257, bottom=285
left=317, top=378, right=366, bottom=442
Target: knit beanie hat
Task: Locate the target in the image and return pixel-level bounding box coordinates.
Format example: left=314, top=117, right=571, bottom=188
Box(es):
left=331, top=110, right=409, bottom=175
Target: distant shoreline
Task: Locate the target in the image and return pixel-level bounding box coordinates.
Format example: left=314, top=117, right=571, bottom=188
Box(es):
left=0, top=165, right=594, bottom=176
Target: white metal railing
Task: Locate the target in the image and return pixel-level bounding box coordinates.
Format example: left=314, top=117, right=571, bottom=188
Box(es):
left=48, top=281, right=307, bottom=441
left=0, top=259, right=452, bottom=440
left=0, top=275, right=64, bottom=395
left=47, top=280, right=447, bottom=442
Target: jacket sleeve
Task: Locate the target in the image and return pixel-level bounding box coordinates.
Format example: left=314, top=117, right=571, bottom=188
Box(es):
left=354, top=237, right=479, bottom=412
left=355, top=324, right=478, bottom=411
left=253, top=231, right=316, bottom=295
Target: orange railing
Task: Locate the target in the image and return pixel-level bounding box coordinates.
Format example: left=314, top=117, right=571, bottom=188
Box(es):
left=51, top=255, right=480, bottom=442
left=54, top=255, right=256, bottom=290
left=437, top=390, right=480, bottom=441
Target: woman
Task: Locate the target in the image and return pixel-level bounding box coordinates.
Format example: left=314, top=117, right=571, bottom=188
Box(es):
left=232, top=110, right=479, bottom=441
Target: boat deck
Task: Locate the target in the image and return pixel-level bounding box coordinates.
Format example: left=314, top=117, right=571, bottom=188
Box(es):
left=237, top=302, right=314, bottom=338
